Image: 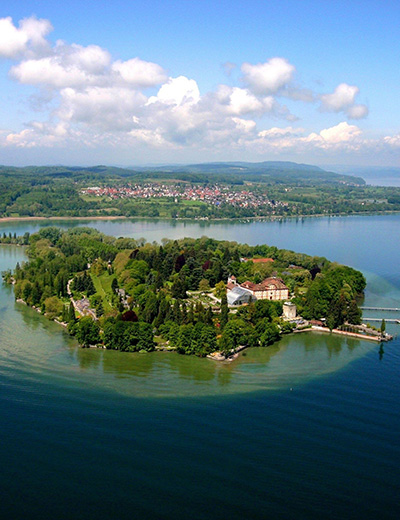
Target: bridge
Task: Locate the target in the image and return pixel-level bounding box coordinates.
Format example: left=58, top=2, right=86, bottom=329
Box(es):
left=361, top=306, right=400, bottom=311
left=362, top=317, right=400, bottom=323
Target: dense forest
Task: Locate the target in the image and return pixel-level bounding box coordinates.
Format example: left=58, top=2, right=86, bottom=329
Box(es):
left=4, top=227, right=366, bottom=357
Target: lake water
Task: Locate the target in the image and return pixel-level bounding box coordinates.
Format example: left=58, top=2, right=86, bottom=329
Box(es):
left=1, top=216, right=400, bottom=519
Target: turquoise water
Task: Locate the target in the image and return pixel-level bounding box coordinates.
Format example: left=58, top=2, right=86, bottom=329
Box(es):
left=1, top=216, right=400, bottom=519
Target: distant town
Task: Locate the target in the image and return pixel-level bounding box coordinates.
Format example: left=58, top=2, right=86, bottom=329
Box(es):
left=81, top=183, right=289, bottom=211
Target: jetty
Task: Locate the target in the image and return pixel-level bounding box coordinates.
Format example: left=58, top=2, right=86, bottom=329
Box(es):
left=362, top=317, right=400, bottom=323
left=361, top=306, right=400, bottom=311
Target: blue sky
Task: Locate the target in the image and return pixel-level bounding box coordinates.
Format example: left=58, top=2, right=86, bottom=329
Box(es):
left=0, top=0, right=399, bottom=167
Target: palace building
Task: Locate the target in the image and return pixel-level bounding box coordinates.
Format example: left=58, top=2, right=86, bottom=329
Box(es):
left=227, top=275, right=289, bottom=302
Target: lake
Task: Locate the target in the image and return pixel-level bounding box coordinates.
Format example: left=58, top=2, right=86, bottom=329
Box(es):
left=1, top=215, right=400, bottom=519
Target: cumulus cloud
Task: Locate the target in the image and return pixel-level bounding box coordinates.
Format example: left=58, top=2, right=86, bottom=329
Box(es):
left=0, top=16, right=52, bottom=58
left=253, top=122, right=367, bottom=155
left=319, top=121, right=362, bottom=143
left=241, top=57, right=295, bottom=94
left=11, top=56, right=91, bottom=88
left=10, top=41, right=113, bottom=89
left=3, top=15, right=397, bottom=162
left=321, top=83, right=358, bottom=111
left=112, top=58, right=166, bottom=87
left=147, top=76, right=200, bottom=105
left=6, top=121, right=70, bottom=148
left=258, top=126, right=305, bottom=139
left=320, top=83, right=368, bottom=119
left=57, top=87, right=147, bottom=131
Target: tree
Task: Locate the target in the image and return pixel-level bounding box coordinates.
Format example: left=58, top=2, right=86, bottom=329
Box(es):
left=44, top=296, right=63, bottom=320
left=220, top=292, right=229, bottom=329
left=204, top=306, right=214, bottom=326
left=381, top=318, right=386, bottom=334
left=347, top=299, right=362, bottom=325
left=111, top=277, right=119, bottom=292
left=90, top=294, right=104, bottom=317
left=75, top=317, right=100, bottom=347
left=68, top=301, right=76, bottom=323
left=172, top=299, right=182, bottom=324
left=171, top=276, right=187, bottom=299
left=214, top=281, right=226, bottom=299
left=141, top=291, right=158, bottom=323
left=198, top=278, right=211, bottom=293
left=259, top=323, right=280, bottom=347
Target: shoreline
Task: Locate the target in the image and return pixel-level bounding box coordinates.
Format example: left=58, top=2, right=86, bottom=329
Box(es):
left=15, top=295, right=388, bottom=358
left=1, top=209, right=400, bottom=224
left=208, top=325, right=389, bottom=363
left=0, top=215, right=128, bottom=223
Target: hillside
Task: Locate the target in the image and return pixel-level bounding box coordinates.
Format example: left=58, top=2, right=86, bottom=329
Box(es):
left=0, top=161, right=365, bottom=186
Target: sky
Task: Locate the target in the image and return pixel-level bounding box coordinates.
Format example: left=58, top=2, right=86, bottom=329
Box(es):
left=0, top=0, right=399, bottom=167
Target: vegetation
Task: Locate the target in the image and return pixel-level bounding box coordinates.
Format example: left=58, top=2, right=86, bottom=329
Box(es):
left=6, top=227, right=366, bottom=356
left=0, top=162, right=400, bottom=220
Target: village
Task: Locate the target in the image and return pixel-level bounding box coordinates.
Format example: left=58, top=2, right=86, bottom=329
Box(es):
left=81, top=183, right=289, bottom=211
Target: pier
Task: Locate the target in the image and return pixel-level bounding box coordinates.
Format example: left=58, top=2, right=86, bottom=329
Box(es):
left=362, top=317, right=400, bottom=323
left=361, top=307, right=400, bottom=311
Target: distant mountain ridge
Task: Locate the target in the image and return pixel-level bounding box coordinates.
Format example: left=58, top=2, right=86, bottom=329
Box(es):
left=0, top=161, right=365, bottom=185
left=131, top=161, right=364, bottom=185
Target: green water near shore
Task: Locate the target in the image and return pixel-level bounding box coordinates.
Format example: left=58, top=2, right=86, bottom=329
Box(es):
left=1, top=216, right=400, bottom=519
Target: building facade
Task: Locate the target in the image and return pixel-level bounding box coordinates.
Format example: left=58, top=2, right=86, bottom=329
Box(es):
left=227, top=276, right=289, bottom=302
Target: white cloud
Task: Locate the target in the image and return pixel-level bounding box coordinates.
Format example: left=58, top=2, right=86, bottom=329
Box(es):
left=346, top=104, right=369, bottom=120
left=10, top=41, right=112, bottom=89
left=10, top=40, right=162, bottom=92
left=320, top=83, right=368, bottom=119
left=253, top=122, right=366, bottom=155
left=2, top=16, right=397, bottom=163
left=147, top=76, right=200, bottom=105
left=0, top=16, right=52, bottom=58
left=213, top=85, right=263, bottom=115
left=319, top=121, right=362, bottom=143
left=232, top=117, right=257, bottom=133
left=11, top=56, right=91, bottom=88
left=241, top=57, right=295, bottom=94
left=19, top=17, right=53, bottom=51
left=383, top=133, right=400, bottom=148
left=258, top=126, right=305, bottom=139
left=57, top=86, right=147, bottom=131
left=6, top=121, right=69, bottom=148
left=0, top=18, right=28, bottom=57
left=66, top=44, right=111, bottom=74
left=321, top=83, right=358, bottom=111
left=112, top=58, right=166, bottom=87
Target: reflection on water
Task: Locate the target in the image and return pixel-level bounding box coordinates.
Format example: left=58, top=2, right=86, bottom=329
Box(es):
left=0, top=220, right=397, bottom=398
left=2, top=296, right=375, bottom=398
left=69, top=331, right=375, bottom=397
left=0, top=243, right=379, bottom=399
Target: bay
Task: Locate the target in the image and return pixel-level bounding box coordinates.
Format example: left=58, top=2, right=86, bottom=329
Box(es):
left=1, top=215, right=399, bottom=519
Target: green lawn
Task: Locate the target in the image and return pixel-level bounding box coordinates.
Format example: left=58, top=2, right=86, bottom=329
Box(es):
left=91, top=271, right=115, bottom=313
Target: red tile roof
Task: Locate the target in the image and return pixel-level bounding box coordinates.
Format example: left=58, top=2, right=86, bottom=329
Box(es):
left=243, top=257, right=274, bottom=263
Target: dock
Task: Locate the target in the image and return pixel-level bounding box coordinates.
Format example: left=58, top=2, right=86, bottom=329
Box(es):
left=361, top=307, right=400, bottom=311
left=362, top=317, right=400, bottom=323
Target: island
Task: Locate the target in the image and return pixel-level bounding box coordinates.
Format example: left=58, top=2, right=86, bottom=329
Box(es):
left=3, top=226, right=389, bottom=359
